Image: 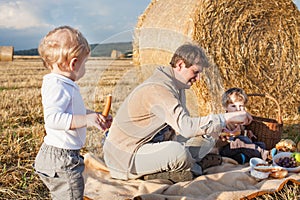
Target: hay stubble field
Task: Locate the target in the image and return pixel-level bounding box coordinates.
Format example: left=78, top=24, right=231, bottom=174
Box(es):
left=0, top=57, right=139, bottom=199
left=0, top=58, right=299, bottom=199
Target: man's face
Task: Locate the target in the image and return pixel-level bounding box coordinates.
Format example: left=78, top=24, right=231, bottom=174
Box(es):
left=176, top=62, right=203, bottom=87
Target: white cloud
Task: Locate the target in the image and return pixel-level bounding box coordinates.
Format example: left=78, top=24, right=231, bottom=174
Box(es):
left=0, top=1, right=50, bottom=29
left=0, top=0, right=151, bottom=49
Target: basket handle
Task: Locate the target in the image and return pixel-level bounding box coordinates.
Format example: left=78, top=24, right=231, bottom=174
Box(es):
left=246, top=93, right=282, bottom=124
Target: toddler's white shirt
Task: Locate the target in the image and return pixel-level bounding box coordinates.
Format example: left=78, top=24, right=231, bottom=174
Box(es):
left=42, top=73, right=86, bottom=149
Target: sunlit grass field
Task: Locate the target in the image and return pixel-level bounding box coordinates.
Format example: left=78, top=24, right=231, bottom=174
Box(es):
left=0, top=58, right=299, bottom=199
left=0, top=57, right=137, bottom=199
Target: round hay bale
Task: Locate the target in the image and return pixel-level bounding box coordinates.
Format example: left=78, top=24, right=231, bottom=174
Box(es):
left=133, top=0, right=300, bottom=122
left=111, top=49, right=123, bottom=59
left=0, top=46, right=14, bottom=61
left=133, top=0, right=199, bottom=80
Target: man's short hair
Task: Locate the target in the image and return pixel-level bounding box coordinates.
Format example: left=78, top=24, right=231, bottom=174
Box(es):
left=170, top=43, right=210, bottom=68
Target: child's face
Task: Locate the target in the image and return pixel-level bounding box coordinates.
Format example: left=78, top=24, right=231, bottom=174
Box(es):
left=226, top=95, right=245, bottom=112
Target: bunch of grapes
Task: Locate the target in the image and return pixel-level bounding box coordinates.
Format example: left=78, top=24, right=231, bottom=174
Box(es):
left=276, top=156, right=298, bottom=168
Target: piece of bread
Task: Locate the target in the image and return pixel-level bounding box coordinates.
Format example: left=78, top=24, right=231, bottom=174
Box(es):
left=254, top=165, right=282, bottom=173
left=275, top=139, right=296, bottom=152
left=269, top=169, right=288, bottom=179
left=102, top=94, right=112, bottom=117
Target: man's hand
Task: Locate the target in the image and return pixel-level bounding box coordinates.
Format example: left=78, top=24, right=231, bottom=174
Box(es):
left=224, top=111, right=252, bottom=126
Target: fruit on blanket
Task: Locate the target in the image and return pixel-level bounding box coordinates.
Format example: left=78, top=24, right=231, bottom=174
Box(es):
left=291, top=152, right=300, bottom=162
left=276, top=156, right=298, bottom=168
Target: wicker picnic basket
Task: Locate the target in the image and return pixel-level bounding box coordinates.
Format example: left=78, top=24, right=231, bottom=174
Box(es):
left=245, top=94, right=283, bottom=150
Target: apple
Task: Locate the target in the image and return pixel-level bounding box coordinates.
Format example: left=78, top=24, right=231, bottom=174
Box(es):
left=292, top=152, right=300, bottom=162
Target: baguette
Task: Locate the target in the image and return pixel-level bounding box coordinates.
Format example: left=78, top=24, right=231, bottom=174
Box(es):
left=102, top=94, right=112, bottom=117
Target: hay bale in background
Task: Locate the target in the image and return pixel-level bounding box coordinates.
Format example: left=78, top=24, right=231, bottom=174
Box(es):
left=133, top=0, right=202, bottom=116
left=0, top=46, right=14, bottom=61
left=111, top=49, right=124, bottom=59
left=194, top=0, right=300, bottom=121
left=133, top=0, right=198, bottom=80
left=133, top=0, right=300, bottom=122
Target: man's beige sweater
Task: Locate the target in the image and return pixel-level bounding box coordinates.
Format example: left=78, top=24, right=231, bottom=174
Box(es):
left=103, top=66, right=225, bottom=180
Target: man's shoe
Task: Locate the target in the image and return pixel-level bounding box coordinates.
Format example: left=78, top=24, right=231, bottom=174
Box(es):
left=143, top=170, right=194, bottom=183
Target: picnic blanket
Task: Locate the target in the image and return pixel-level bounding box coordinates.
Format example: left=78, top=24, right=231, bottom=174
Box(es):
left=83, top=153, right=300, bottom=200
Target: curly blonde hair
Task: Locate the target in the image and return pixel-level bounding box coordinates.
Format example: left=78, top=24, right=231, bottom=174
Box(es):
left=38, top=25, right=90, bottom=71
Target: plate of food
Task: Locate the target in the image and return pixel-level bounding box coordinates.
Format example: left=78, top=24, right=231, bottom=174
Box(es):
left=249, top=157, right=288, bottom=179
left=249, top=157, right=271, bottom=179
left=272, top=152, right=300, bottom=173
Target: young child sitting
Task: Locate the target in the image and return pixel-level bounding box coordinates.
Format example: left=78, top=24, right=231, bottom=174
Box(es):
left=218, top=88, right=275, bottom=164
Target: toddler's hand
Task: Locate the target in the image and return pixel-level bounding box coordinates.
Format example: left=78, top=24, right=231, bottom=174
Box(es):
left=98, top=113, right=113, bottom=130
left=86, top=113, right=103, bottom=130
left=86, top=112, right=113, bottom=131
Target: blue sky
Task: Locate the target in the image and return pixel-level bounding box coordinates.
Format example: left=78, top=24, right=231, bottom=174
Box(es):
left=0, top=0, right=151, bottom=50
left=0, top=0, right=299, bottom=50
